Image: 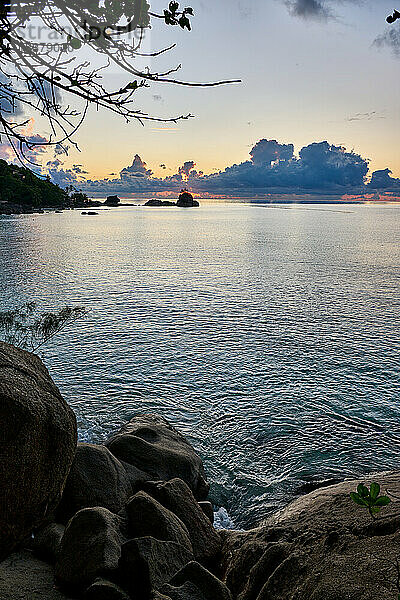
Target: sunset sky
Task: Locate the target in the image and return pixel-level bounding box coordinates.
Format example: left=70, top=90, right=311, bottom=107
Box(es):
left=51, top=0, right=399, bottom=183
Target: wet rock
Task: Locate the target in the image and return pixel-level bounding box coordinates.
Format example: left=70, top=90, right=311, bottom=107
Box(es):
left=57, top=444, right=132, bottom=522
left=55, top=507, right=123, bottom=589
left=0, top=342, right=77, bottom=560
left=126, top=491, right=192, bottom=552
left=106, top=414, right=209, bottom=501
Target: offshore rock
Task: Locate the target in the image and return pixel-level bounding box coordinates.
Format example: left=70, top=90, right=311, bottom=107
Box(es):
left=177, top=191, right=199, bottom=207
left=104, top=196, right=121, bottom=206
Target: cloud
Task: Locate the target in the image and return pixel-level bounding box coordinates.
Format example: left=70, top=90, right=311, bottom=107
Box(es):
left=10, top=138, right=395, bottom=198
left=368, top=168, right=400, bottom=190
left=45, top=156, right=86, bottom=187
left=0, top=74, right=24, bottom=117
left=38, top=79, right=63, bottom=107
left=72, top=164, right=88, bottom=174
left=0, top=120, right=49, bottom=165
left=346, top=111, right=385, bottom=122
left=68, top=139, right=371, bottom=197
left=250, top=139, right=294, bottom=166
left=54, top=143, right=69, bottom=156
left=237, top=1, right=254, bottom=19
left=285, top=0, right=331, bottom=20
left=0, top=75, right=64, bottom=125
left=283, top=0, right=360, bottom=22
left=178, top=161, right=196, bottom=179
left=120, top=154, right=153, bottom=179
left=182, top=140, right=369, bottom=194
left=374, top=24, right=400, bottom=57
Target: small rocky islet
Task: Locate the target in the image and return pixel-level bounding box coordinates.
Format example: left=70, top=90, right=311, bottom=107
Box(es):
left=1, top=341, right=400, bottom=600
left=145, top=190, right=200, bottom=208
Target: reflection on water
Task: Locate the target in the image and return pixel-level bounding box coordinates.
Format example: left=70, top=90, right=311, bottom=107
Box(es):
left=0, top=203, right=399, bottom=528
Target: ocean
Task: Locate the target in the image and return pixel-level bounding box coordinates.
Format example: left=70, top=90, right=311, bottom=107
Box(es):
left=1, top=201, right=399, bottom=529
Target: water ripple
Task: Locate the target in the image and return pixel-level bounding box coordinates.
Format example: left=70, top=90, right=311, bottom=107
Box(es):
left=0, top=204, right=399, bottom=528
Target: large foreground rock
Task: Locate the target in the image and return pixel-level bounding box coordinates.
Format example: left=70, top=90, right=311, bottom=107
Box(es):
left=126, top=491, right=193, bottom=552
left=119, top=537, right=193, bottom=598
left=0, top=550, right=78, bottom=600
left=143, top=479, right=221, bottom=565
left=84, top=578, right=130, bottom=600
left=55, top=507, right=123, bottom=589
left=33, top=523, right=65, bottom=562
left=57, top=443, right=133, bottom=522
left=161, top=561, right=232, bottom=600
left=0, top=342, right=77, bottom=560
left=222, top=472, right=400, bottom=600
left=106, top=414, right=209, bottom=500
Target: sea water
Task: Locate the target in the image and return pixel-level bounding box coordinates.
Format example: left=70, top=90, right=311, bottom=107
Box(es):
left=0, top=202, right=399, bottom=528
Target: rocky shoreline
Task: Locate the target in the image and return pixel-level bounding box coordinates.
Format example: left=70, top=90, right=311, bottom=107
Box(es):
left=0, top=191, right=199, bottom=216
left=1, top=341, right=399, bottom=599
left=0, top=200, right=101, bottom=216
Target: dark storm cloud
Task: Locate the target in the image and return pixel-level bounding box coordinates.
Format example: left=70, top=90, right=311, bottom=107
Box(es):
left=192, top=140, right=369, bottom=193
left=250, top=139, right=294, bottom=166
left=50, top=140, right=397, bottom=197
left=368, top=169, right=400, bottom=190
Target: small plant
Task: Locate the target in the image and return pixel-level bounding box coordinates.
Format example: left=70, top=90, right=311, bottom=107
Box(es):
left=350, top=483, right=391, bottom=519
left=0, top=302, right=87, bottom=352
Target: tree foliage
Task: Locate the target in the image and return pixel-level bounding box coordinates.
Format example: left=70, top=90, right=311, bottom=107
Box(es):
left=0, top=158, right=67, bottom=205
left=0, top=302, right=88, bottom=351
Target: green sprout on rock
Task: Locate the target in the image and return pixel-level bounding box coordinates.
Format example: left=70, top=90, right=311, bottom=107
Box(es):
left=350, top=483, right=391, bottom=520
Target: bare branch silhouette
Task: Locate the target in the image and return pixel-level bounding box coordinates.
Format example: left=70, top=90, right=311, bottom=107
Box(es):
left=0, top=0, right=240, bottom=166
left=387, top=9, right=400, bottom=24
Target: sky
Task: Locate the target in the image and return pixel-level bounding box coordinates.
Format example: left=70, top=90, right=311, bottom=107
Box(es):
left=3, top=0, right=400, bottom=196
